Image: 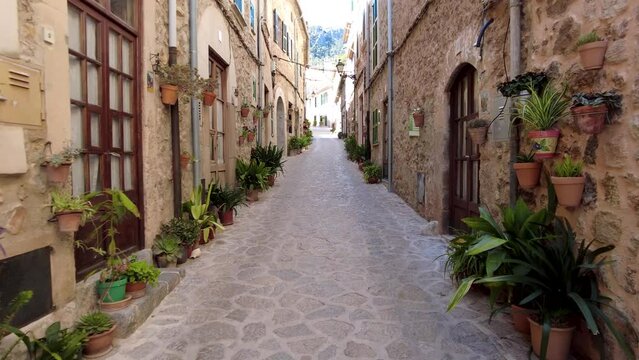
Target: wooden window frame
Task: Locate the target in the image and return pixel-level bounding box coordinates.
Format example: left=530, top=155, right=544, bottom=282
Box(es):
left=372, top=110, right=379, bottom=145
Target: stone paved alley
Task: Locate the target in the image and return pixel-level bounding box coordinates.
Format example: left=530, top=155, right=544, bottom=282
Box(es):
left=109, top=128, right=529, bottom=360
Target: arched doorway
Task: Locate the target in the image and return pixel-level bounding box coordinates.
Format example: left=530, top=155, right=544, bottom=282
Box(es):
left=276, top=97, right=286, bottom=150
left=448, top=64, right=480, bottom=231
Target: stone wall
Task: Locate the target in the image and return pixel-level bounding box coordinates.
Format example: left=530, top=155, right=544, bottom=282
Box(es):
left=359, top=0, right=639, bottom=356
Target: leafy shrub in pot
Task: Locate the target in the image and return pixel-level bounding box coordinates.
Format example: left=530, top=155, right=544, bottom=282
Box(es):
left=40, top=145, right=81, bottom=184
left=497, top=71, right=548, bottom=98
left=236, top=159, right=270, bottom=202
left=124, top=258, right=161, bottom=298
left=210, top=183, right=247, bottom=226
left=49, top=191, right=95, bottom=232
left=152, top=234, right=182, bottom=267
left=161, top=217, right=200, bottom=259
left=576, top=31, right=607, bottom=70
left=363, top=164, right=382, bottom=184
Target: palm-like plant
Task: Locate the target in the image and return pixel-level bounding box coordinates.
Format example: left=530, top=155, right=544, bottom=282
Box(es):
left=516, top=84, right=570, bottom=130
left=251, top=143, right=285, bottom=176
left=236, top=159, right=270, bottom=191
left=183, top=184, right=224, bottom=241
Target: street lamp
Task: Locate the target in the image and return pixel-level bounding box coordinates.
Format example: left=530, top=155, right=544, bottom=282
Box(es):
left=336, top=60, right=356, bottom=81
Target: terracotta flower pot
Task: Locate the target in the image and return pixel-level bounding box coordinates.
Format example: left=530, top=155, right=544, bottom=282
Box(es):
left=529, top=318, right=576, bottom=360
left=44, top=163, right=71, bottom=184
left=220, top=209, right=234, bottom=226
left=180, top=154, right=190, bottom=169
left=468, top=126, right=488, bottom=145
left=578, top=41, right=607, bottom=70
left=125, top=281, right=147, bottom=299
left=160, top=84, right=179, bottom=105
left=511, top=305, right=533, bottom=334
left=247, top=132, right=255, bottom=142
left=571, top=104, right=607, bottom=134
left=263, top=111, right=270, bottom=118
left=267, top=174, right=275, bottom=187
left=513, top=162, right=541, bottom=189
left=551, top=176, right=585, bottom=207
left=55, top=212, right=82, bottom=233
left=202, top=91, right=216, bottom=106
left=98, top=296, right=132, bottom=312
left=413, top=112, right=425, bottom=128
left=239, top=136, right=245, bottom=146
left=246, top=189, right=259, bottom=202
left=367, top=177, right=379, bottom=184
left=528, top=129, right=560, bottom=159
left=240, top=106, right=250, bottom=117
left=84, top=325, right=116, bottom=357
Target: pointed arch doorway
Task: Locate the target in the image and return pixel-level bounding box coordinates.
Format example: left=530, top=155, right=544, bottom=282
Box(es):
left=276, top=97, right=286, bottom=150
left=448, top=64, right=480, bottom=232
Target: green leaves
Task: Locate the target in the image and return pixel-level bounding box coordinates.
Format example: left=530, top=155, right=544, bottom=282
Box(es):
left=446, top=276, right=478, bottom=312
left=466, top=235, right=508, bottom=256
left=516, top=84, right=570, bottom=131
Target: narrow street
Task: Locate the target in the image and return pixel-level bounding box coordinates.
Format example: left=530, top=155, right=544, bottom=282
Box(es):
left=109, top=128, right=529, bottom=360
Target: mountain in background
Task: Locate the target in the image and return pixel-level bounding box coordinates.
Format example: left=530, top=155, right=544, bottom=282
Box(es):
left=308, top=26, right=345, bottom=65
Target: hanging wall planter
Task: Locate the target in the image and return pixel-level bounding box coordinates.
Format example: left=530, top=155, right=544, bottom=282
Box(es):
left=180, top=151, right=192, bottom=170
left=576, top=31, right=607, bottom=70
left=513, top=162, right=541, bottom=189
left=247, top=132, right=255, bottom=142
left=550, top=155, right=585, bottom=207
left=202, top=91, right=216, bottom=106
left=467, top=119, right=489, bottom=146
left=412, top=108, right=425, bottom=128
left=528, top=129, right=560, bottom=159
left=570, top=91, right=622, bottom=135
left=160, top=85, right=179, bottom=105
left=55, top=212, right=83, bottom=232
left=41, top=143, right=81, bottom=185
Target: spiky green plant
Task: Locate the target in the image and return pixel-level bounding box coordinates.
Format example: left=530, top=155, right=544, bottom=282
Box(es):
left=76, top=312, right=114, bottom=336
left=516, top=85, right=570, bottom=131
left=576, top=31, right=602, bottom=47
left=553, top=154, right=583, bottom=177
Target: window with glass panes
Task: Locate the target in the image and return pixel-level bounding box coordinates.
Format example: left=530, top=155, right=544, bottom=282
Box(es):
left=234, top=0, right=243, bottom=13
left=371, top=0, right=378, bottom=69
left=250, top=2, right=255, bottom=30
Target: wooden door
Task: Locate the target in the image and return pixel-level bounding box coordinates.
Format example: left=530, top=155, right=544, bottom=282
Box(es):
left=449, top=65, right=480, bottom=232
left=209, top=54, right=228, bottom=185
left=68, top=0, right=142, bottom=278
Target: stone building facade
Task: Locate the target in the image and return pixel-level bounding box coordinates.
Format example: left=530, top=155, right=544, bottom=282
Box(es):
left=346, top=0, right=639, bottom=357
left=0, top=0, right=306, bottom=340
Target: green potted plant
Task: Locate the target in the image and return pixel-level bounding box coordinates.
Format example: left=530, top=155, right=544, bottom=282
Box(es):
left=576, top=31, right=607, bottom=70
left=412, top=107, right=425, bottom=128
left=240, top=98, right=251, bottom=117
left=210, top=184, right=247, bottom=226
left=152, top=234, right=182, bottom=268
left=183, top=184, right=224, bottom=245
left=516, top=85, right=570, bottom=159
left=200, top=77, right=217, bottom=106
left=236, top=159, right=270, bottom=202
left=40, top=144, right=81, bottom=184
left=251, top=144, right=285, bottom=186
left=497, top=71, right=548, bottom=98
left=239, top=127, right=249, bottom=145
left=570, top=91, right=622, bottom=134
left=77, top=311, right=116, bottom=357
left=247, top=128, right=256, bottom=142
left=513, top=150, right=541, bottom=189
left=124, top=257, right=160, bottom=299
left=288, top=136, right=302, bottom=156
left=363, top=164, right=382, bottom=184
left=467, top=119, right=489, bottom=146
left=550, top=155, right=585, bottom=207
left=88, top=190, right=140, bottom=309
left=49, top=191, right=95, bottom=233
left=156, top=63, right=200, bottom=105
left=160, top=217, right=200, bottom=261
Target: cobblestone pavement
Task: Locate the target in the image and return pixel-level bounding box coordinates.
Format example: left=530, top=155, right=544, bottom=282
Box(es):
left=109, top=128, right=529, bottom=359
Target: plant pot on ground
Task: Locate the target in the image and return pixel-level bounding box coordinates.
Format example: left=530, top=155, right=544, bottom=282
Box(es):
left=152, top=234, right=182, bottom=268
left=511, top=304, right=534, bottom=334
left=467, top=119, right=489, bottom=146
left=182, top=184, right=224, bottom=245
left=513, top=151, right=541, bottom=189
left=210, top=183, right=247, bottom=226
left=516, top=84, right=570, bottom=159
left=77, top=312, right=116, bottom=358
left=570, top=91, right=622, bottom=134
left=576, top=31, right=607, bottom=70
left=251, top=143, right=285, bottom=187
left=529, top=317, right=576, bottom=360
left=551, top=155, right=585, bottom=207
left=40, top=145, right=81, bottom=184
left=124, top=258, right=160, bottom=299
left=246, top=189, right=259, bottom=202
left=363, top=164, right=382, bottom=184
left=412, top=107, right=425, bottom=128
left=49, top=191, right=95, bottom=233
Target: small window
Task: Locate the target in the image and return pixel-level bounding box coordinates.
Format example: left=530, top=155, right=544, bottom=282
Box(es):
left=252, top=79, right=257, bottom=100
left=234, top=0, right=243, bottom=13
left=250, top=2, right=255, bottom=30
left=273, top=10, right=279, bottom=44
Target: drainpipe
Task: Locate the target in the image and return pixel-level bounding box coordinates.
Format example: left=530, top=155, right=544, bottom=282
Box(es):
left=168, top=0, right=181, bottom=217
left=386, top=0, right=394, bottom=193
left=509, top=0, right=521, bottom=206
left=189, top=0, right=200, bottom=188
left=257, top=0, right=262, bottom=145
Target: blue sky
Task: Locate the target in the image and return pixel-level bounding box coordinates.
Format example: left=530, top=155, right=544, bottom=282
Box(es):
left=299, top=0, right=351, bottom=28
